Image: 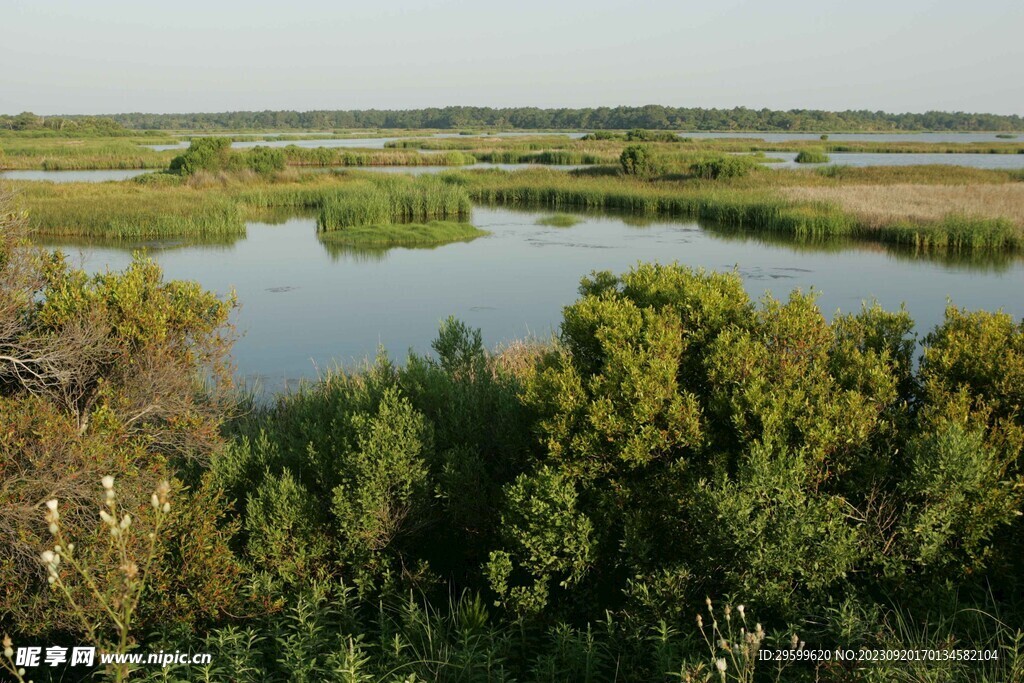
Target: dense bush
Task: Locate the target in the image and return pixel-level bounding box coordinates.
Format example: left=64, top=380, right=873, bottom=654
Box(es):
left=795, top=148, right=831, bottom=163
left=169, top=137, right=286, bottom=176
left=619, top=144, right=653, bottom=176
left=0, top=191, right=244, bottom=639
left=689, top=154, right=758, bottom=179
left=193, top=264, right=1023, bottom=680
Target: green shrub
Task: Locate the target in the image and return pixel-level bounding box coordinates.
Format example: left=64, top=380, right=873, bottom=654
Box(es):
left=169, top=136, right=232, bottom=175
left=795, top=148, right=831, bottom=163
left=170, top=138, right=285, bottom=176
left=689, top=154, right=756, bottom=179
left=619, top=145, right=652, bottom=176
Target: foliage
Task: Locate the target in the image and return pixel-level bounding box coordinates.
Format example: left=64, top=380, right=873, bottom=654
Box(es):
left=0, top=190, right=244, bottom=642
left=689, top=154, right=758, bottom=179
left=795, top=148, right=831, bottom=163
left=317, top=175, right=471, bottom=231
left=169, top=138, right=286, bottom=176
left=102, top=106, right=1024, bottom=132
left=4, top=173, right=1024, bottom=680
left=619, top=145, right=653, bottom=176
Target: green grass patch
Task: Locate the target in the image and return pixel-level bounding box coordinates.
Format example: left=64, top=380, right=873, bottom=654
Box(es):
left=15, top=181, right=245, bottom=240
left=0, top=136, right=178, bottom=170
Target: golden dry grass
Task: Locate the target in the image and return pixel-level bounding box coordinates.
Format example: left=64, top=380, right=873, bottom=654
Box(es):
left=780, top=183, right=1024, bottom=229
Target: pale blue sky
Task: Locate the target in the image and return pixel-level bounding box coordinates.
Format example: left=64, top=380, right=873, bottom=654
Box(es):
left=3, top=0, right=1021, bottom=115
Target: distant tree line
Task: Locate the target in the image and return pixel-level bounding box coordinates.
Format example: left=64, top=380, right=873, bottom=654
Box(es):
left=92, top=105, right=1024, bottom=131
left=0, top=112, right=133, bottom=136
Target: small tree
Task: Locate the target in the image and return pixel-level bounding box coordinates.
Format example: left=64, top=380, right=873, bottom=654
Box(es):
left=619, top=145, right=652, bottom=176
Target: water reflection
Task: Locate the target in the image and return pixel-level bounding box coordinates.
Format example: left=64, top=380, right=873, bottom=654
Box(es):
left=34, top=206, right=1024, bottom=391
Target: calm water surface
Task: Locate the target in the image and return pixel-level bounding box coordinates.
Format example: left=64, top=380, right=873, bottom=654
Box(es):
left=681, top=132, right=1021, bottom=143
left=42, top=207, right=1024, bottom=393
left=0, top=169, right=156, bottom=183
left=768, top=152, right=1024, bottom=170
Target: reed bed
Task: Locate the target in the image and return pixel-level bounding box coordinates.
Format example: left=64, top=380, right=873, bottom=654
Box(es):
left=317, top=175, right=472, bottom=231
left=384, top=136, right=580, bottom=151
left=473, top=150, right=614, bottom=164
left=10, top=165, right=1021, bottom=253
left=455, top=168, right=1021, bottom=250
left=282, top=147, right=476, bottom=167
left=782, top=183, right=1024, bottom=227
left=0, top=136, right=178, bottom=170
left=13, top=181, right=245, bottom=239
left=458, top=169, right=853, bottom=239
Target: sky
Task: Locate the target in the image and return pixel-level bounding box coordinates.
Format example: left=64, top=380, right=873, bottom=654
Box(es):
left=2, top=0, right=1022, bottom=116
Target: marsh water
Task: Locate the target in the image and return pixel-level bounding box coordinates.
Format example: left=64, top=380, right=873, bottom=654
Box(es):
left=768, top=151, right=1024, bottom=170
left=0, top=169, right=157, bottom=182
left=39, top=206, right=1024, bottom=393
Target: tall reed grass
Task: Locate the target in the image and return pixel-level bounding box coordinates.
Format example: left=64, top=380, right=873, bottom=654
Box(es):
left=317, top=175, right=471, bottom=231
left=15, top=181, right=245, bottom=239
left=455, top=169, right=1021, bottom=250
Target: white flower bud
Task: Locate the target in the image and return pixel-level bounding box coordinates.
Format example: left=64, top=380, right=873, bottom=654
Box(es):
left=99, top=509, right=115, bottom=526
left=101, top=475, right=115, bottom=490
left=45, top=499, right=58, bottom=511
left=715, top=658, right=727, bottom=672
left=119, top=514, right=132, bottom=530
left=161, top=502, right=170, bottom=513
left=3, top=647, right=11, bottom=658
left=151, top=493, right=160, bottom=510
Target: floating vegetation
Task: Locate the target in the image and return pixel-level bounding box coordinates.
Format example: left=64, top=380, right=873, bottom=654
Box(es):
left=318, top=220, right=488, bottom=247
left=536, top=213, right=583, bottom=227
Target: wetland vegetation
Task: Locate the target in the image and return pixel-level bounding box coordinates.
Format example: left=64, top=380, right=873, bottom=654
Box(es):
left=10, top=150, right=1024, bottom=252
left=3, top=110, right=1024, bottom=682
left=2, top=185, right=1023, bottom=680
